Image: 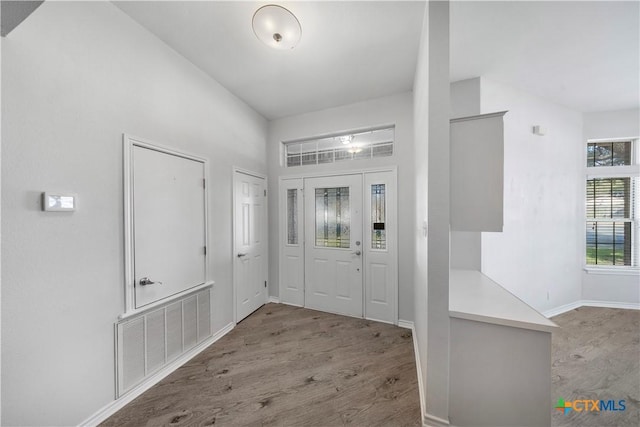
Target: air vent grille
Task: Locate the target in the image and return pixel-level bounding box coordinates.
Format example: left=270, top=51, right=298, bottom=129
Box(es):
left=116, top=288, right=213, bottom=396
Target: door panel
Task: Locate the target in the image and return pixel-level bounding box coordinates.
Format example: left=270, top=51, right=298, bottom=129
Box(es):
left=253, top=254, right=263, bottom=298
left=363, top=171, right=397, bottom=323
left=304, top=175, right=363, bottom=317
left=133, top=146, right=206, bottom=308
left=284, top=255, right=302, bottom=291
left=234, top=172, right=267, bottom=322
left=370, top=263, right=389, bottom=302
left=313, top=258, right=331, bottom=296
left=336, top=261, right=352, bottom=298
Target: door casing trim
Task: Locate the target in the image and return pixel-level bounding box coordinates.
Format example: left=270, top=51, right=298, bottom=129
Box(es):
left=280, top=165, right=397, bottom=181
left=122, top=134, right=212, bottom=318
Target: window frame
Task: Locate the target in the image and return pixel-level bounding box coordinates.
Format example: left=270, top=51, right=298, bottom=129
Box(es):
left=282, top=126, right=395, bottom=168
left=584, top=137, right=640, bottom=274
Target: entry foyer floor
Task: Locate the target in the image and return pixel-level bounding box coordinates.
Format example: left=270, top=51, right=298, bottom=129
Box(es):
left=102, top=303, right=421, bottom=426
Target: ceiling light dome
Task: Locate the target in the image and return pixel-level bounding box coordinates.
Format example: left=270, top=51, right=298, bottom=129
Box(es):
left=252, top=4, right=302, bottom=50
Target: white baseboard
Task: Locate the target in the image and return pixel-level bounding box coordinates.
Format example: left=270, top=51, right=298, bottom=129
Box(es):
left=405, top=320, right=451, bottom=427
left=267, top=296, right=280, bottom=304
left=278, top=300, right=304, bottom=308
left=424, top=412, right=451, bottom=427
left=79, top=322, right=235, bottom=427
left=401, top=321, right=428, bottom=427
left=542, top=301, right=583, bottom=318
left=580, top=300, right=640, bottom=310
left=397, top=319, right=414, bottom=329
left=543, top=299, right=640, bottom=318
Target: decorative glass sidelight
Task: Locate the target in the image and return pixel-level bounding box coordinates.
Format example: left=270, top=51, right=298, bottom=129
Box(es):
left=371, top=184, right=386, bottom=249
left=315, top=187, right=350, bottom=248
left=287, top=189, right=298, bottom=245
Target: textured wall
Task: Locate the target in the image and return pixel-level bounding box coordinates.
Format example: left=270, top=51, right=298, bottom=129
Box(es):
left=480, top=77, right=584, bottom=313
left=1, top=2, right=267, bottom=425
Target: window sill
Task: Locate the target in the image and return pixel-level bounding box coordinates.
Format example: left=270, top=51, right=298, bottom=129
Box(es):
left=584, top=267, right=640, bottom=276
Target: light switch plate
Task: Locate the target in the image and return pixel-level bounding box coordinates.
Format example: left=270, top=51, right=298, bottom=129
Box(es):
left=42, top=192, right=77, bottom=212
left=532, top=125, right=546, bottom=136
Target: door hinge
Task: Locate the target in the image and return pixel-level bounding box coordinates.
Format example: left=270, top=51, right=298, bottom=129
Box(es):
left=264, top=189, right=267, bottom=197
left=203, top=178, right=206, bottom=189
left=204, top=246, right=207, bottom=255
left=264, top=280, right=267, bottom=288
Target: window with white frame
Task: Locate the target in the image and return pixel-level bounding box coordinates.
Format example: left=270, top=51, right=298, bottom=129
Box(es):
left=283, top=127, right=394, bottom=167
left=585, top=139, right=639, bottom=268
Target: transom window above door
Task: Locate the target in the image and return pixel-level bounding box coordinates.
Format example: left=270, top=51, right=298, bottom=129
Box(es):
left=283, top=126, right=394, bottom=167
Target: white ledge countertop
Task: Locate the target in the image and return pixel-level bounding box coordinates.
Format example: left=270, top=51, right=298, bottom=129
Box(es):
left=449, top=269, right=558, bottom=333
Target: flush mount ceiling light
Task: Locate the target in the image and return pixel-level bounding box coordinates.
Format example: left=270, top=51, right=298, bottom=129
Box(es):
left=252, top=4, right=302, bottom=50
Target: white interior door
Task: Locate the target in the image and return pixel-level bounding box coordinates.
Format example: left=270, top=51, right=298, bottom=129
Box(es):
left=304, top=175, right=363, bottom=317
left=132, top=145, right=207, bottom=309
left=234, top=171, right=267, bottom=322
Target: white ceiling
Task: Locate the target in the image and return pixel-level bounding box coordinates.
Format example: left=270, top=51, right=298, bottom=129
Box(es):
left=450, top=0, right=639, bottom=113
left=114, top=1, right=639, bottom=120
left=113, top=1, right=425, bottom=120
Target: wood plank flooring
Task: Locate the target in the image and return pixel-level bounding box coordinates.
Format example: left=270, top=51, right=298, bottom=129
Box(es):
left=102, top=303, right=421, bottom=426
left=551, top=307, right=640, bottom=427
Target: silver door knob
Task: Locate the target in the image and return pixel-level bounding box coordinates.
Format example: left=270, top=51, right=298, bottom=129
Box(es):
left=353, top=250, right=362, bottom=256
left=139, top=277, right=161, bottom=286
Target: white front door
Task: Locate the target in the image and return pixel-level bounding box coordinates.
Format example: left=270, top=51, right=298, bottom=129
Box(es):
left=234, top=171, right=267, bottom=322
left=304, top=175, right=363, bottom=317
left=132, top=144, right=207, bottom=309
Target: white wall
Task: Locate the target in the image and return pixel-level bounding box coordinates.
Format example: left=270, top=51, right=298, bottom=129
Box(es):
left=582, top=108, right=640, bottom=304
left=424, top=1, right=451, bottom=423
left=1, top=2, right=267, bottom=425
left=0, top=19, right=3, bottom=421
left=450, top=77, right=481, bottom=119
left=412, top=1, right=430, bottom=422
left=582, top=271, right=640, bottom=304
left=449, top=319, right=552, bottom=427
left=266, top=92, right=415, bottom=322
left=450, top=78, right=482, bottom=270
left=583, top=108, right=640, bottom=141
left=413, top=1, right=452, bottom=425
left=479, top=77, right=584, bottom=313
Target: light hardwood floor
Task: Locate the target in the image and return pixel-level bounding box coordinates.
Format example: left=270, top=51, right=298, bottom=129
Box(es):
left=102, top=303, right=421, bottom=426
left=551, top=307, right=640, bottom=427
